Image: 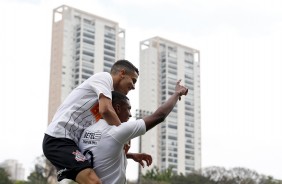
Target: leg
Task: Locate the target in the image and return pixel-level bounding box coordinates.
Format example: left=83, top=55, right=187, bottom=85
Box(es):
left=43, top=135, right=97, bottom=182
left=76, top=168, right=101, bottom=184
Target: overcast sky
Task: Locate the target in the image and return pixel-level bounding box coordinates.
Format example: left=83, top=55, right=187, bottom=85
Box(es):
left=0, top=0, right=282, bottom=181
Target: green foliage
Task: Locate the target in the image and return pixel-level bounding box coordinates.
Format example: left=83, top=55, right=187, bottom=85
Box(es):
left=0, top=168, right=13, bottom=184
left=142, top=166, right=282, bottom=184
left=26, top=165, right=48, bottom=184
left=24, top=155, right=51, bottom=184
left=171, top=173, right=215, bottom=184
left=143, top=166, right=173, bottom=182
left=13, top=180, right=28, bottom=184
left=259, top=176, right=282, bottom=184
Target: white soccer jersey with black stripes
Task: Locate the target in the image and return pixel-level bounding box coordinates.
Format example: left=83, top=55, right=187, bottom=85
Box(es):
left=45, top=72, right=113, bottom=145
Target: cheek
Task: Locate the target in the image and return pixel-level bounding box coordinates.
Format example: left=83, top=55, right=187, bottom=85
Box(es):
left=123, top=80, right=130, bottom=87
left=125, top=78, right=132, bottom=86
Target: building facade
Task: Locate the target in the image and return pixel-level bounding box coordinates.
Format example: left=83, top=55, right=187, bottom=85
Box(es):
left=0, top=159, right=25, bottom=181
left=48, top=5, right=125, bottom=123
left=138, top=37, right=201, bottom=175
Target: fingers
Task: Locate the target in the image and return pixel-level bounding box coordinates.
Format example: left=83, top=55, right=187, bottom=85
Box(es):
left=135, top=154, right=152, bottom=168
left=145, top=159, right=150, bottom=167
left=184, top=88, right=188, bottom=95
left=146, top=155, right=152, bottom=166
left=139, top=160, right=144, bottom=168
left=142, top=154, right=152, bottom=167
left=176, top=79, right=188, bottom=97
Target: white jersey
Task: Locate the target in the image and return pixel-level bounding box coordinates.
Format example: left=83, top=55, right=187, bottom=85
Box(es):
left=45, top=72, right=113, bottom=144
left=79, top=119, right=146, bottom=184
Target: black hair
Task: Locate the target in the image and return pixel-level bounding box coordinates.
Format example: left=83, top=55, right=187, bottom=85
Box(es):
left=112, top=91, right=129, bottom=106
left=110, top=59, right=139, bottom=75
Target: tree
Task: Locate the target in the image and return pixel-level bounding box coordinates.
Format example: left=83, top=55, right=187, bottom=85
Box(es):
left=142, top=166, right=173, bottom=183
left=230, top=167, right=260, bottom=184
left=0, top=168, right=13, bottom=184
left=142, top=167, right=215, bottom=184
left=171, top=173, right=215, bottom=184
left=26, top=164, right=48, bottom=184
left=44, top=158, right=57, bottom=184
left=13, top=181, right=28, bottom=184
left=141, top=166, right=282, bottom=184
left=142, top=166, right=173, bottom=184
left=201, top=166, right=232, bottom=183
left=201, top=166, right=282, bottom=184
left=25, top=155, right=53, bottom=184
left=259, top=176, right=282, bottom=184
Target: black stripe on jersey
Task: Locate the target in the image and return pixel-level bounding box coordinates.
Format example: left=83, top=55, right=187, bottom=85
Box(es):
left=71, top=114, right=93, bottom=138
left=64, top=98, right=93, bottom=137
left=70, top=110, right=92, bottom=131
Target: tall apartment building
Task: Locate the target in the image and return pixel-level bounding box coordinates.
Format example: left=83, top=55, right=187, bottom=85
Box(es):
left=48, top=5, right=125, bottom=123
left=138, top=37, right=201, bottom=175
left=0, top=159, right=25, bottom=181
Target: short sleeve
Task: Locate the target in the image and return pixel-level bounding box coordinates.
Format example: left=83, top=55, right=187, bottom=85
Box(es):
left=90, top=72, right=113, bottom=100
left=109, top=119, right=146, bottom=145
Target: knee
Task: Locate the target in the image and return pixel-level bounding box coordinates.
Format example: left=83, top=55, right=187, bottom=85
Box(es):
left=76, top=168, right=101, bottom=184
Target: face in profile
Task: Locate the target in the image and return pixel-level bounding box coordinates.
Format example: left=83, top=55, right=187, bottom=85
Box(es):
left=116, top=99, right=132, bottom=122
left=117, top=71, right=138, bottom=95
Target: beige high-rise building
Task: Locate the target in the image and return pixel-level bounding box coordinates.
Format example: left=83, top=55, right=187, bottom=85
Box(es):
left=48, top=5, right=125, bottom=123
left=138, top=37, right=201, bottom=175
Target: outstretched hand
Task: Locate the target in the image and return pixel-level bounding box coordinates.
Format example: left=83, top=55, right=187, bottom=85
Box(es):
left=129, top=153, right=152, bottom=168
left=175, top=79, right=188, bottom=101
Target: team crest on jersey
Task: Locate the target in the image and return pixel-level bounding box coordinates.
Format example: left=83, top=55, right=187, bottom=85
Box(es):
left=72, top=150, right=86, bottom=162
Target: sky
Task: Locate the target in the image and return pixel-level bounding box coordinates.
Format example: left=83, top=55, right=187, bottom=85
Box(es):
left=0, top=0, right=282, bottom=181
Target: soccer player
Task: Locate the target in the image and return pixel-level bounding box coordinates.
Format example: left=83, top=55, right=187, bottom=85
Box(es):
left=43, top=60, right=139, bottom=184
left=79, top=80, right=188, bottom=184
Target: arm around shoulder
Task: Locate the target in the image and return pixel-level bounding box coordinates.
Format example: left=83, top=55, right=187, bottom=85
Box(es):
left=99, top=94, right=121, bottom=126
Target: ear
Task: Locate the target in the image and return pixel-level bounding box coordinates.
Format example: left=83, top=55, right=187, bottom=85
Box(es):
left=114, top=104, right=121, bottom=114
left=120, top=69, right=126, bottom=79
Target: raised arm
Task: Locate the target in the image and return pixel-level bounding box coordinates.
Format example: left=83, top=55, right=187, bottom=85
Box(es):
left=143, top=80, right=188, bottom=131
